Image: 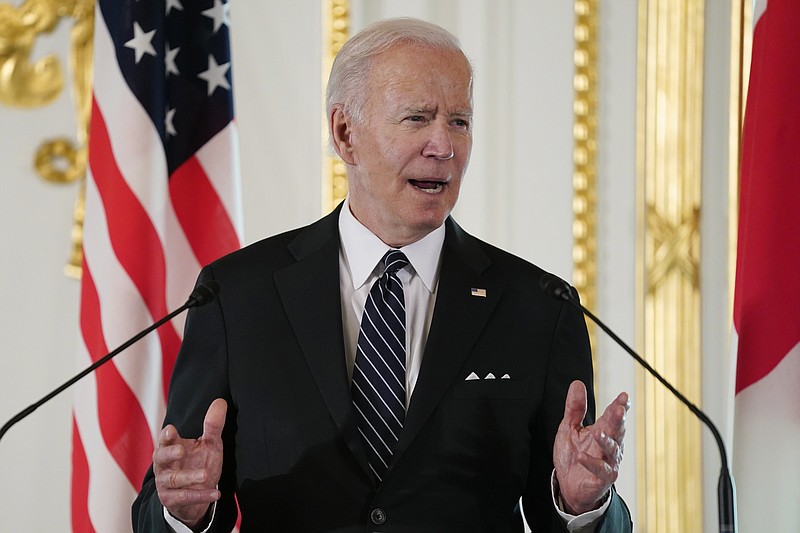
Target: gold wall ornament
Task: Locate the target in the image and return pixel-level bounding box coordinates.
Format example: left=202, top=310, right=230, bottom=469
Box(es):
left=322, top=0, right=349, bottom=214
left=65, top=179, right=86, bottom=279
left=34, top=136, right=83, bottom=183
left=0, top=0, right=63, bottom=107
left=636, top=0, right=704, bottom=531
left=572, top=0, right=598, bottom=353
left=645, top=206, right=700, bottom=291
left=0, top=0, right=94, bottom=278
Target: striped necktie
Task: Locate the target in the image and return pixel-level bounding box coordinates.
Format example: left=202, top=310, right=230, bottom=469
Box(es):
left=351, top=249, right=409, bottom=483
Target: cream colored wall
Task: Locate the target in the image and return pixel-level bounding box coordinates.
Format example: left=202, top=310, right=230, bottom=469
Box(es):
left=594, top=0, right=639, bottom=526
left=0, top=1, right=736, bottom=531
left=0, top=17, right=81, bottom=528
left=700, top=3, right=738, bottom=532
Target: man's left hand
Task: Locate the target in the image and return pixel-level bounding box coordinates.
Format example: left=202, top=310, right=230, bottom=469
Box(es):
left=553, top=380, right=629, bottom=515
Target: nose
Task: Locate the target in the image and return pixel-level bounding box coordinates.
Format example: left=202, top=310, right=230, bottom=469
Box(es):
left=422, top=123, right=454, bottom=161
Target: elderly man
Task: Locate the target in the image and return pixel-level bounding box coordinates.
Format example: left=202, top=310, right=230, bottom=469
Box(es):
left=133, top=17, right=632, bottom=533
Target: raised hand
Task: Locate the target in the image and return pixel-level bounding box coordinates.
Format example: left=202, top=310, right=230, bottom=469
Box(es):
left=553, top=380, right=629, bottom=515
left=153, top=398, right=227, bottom=529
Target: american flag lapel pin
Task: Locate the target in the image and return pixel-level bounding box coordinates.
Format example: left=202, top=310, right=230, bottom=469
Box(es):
left=471, top=287, right=487, bottom=298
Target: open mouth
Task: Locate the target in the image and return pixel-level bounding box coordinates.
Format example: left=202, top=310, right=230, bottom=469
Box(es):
left=409, top=179, right=446, bottom=193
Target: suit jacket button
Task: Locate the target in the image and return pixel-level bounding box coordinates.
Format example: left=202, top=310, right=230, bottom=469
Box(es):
left=370, top=508, right=387, bottom=525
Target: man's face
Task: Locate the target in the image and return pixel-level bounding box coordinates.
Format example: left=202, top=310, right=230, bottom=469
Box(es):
left=340, top=43, right=473, bottom=247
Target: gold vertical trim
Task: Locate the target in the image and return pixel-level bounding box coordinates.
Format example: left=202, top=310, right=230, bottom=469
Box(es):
left=322, top=0, right=349, bottom=214
left=572, top=0, right=598, bottom=353
left=729, top=0, right=751, bottom=319
left=636, top=1, right=705, bottom=531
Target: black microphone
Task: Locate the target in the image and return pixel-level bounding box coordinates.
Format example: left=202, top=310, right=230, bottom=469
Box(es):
left=0, top=280, right=220, bottom=443
left=186, top=280, right=220, bottom=307
left=540, top=273, right=736, bottom=533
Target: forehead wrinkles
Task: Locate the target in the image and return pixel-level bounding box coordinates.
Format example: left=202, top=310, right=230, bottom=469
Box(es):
left=364, top=53, right=473, bottom=117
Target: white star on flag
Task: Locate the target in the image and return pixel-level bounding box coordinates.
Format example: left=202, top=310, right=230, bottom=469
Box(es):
left=202, top=0, right=231, bottom=33
left=124, top=22, right=156, bottom=64
left=165, top=0, right=183, bottom=15
left=165, top=44, right=180, bottom=76
left=165, top=108, right=177, bottom=136
left=198, top=54, right=231, bottom=95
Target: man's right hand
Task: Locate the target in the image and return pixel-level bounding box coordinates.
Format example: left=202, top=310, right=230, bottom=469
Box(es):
left=154, top=398, right=227, bottom=530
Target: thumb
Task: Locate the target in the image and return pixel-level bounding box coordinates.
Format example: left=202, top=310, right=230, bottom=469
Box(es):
left=202, top=398, right=228, bottom=441
left=562, top=380, right=588, bottom=429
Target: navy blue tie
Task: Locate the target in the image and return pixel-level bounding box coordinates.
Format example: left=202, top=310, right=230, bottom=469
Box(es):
left=351, top=250, right=409, bottom=482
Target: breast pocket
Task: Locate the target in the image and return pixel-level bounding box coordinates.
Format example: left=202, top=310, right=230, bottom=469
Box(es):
left=451, top=377, right=530, bottom=400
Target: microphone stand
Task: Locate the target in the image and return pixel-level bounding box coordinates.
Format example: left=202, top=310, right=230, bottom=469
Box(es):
left=542, top=275, right=736, bottom=533
left=0, top=281, right=219, bottom=444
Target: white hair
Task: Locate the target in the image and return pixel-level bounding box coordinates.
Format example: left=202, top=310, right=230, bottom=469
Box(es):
left=325, top=17, right=470, bottom=125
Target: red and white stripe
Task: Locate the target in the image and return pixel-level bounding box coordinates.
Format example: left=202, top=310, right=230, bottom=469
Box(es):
left=732, top=0, right=800, bottom=530
left=71, top=8, right=242, bottom=532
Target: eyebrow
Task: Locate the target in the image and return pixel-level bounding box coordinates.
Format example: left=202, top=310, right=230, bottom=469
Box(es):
left=451, top=109, right=474, bottom=118
left=402, top=105, right=473, bottom=117
left=403, top=106, right=433, bottom=115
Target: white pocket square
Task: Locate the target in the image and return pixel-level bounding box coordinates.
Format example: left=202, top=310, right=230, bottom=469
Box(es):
left=464, top=371, right=512, bottom=380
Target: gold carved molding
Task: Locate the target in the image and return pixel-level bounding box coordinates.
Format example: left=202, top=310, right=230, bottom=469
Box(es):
left=729, top=0, right=751, bottom=319
left=572, top=0, right=598, bottom=352
left=0, top=0, right=94, bottom=277
left=322, top=0, right=349, bottom=213
left=636, top=0, right=704, bottom=531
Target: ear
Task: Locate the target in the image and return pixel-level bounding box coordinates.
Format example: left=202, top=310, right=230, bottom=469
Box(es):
left=330, top=105, right=356, bottom=165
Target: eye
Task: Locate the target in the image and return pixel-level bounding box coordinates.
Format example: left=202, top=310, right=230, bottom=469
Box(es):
left=452, top=118, right=470, bottom=129
left=406, top=115, right=426, bottom=123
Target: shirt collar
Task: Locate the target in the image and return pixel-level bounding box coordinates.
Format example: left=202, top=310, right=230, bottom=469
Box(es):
left=339, top=197, right=445, bottom=292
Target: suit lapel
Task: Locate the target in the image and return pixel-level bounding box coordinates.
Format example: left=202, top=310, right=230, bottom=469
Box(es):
left=272, top=212, right=503, bottom=479
left=273, top=206, right=371, bottom=475
left=394, top=218, right=503, bottom=462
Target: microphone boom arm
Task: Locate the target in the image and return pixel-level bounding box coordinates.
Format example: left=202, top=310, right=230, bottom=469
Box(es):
left=0, top=280, right=219, bottom=443
left=542, top=274, right=736, bottom=533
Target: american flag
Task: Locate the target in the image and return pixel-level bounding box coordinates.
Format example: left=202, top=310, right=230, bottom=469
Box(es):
left=72, top=0, right=242, bottom=530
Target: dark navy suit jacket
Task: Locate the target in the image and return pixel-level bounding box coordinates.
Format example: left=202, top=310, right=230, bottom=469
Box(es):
left=133, top=205, right=632, bottom=532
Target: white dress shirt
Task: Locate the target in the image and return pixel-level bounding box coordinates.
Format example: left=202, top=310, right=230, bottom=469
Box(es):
left=338, top=197, right=444, bottom=407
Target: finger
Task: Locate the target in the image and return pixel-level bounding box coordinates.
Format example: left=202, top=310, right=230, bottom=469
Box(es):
left=153, top=442, right=185, bottom=468
left=615, top=391, right=631, bottom=410
left=561, top=380, right=588, bottom=429
left=156, top=468, right=212, bottom=490
left=202, top=398, right=228, bottom=442
left=593, top=429, right=623, bottom=464
left=577, top=451, right=619, bottom=484
left=158, top=424, right=180, bottom=447
left=596, top=394, right=629, bottom=441
left=159, top=487, right=221, bottom=510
